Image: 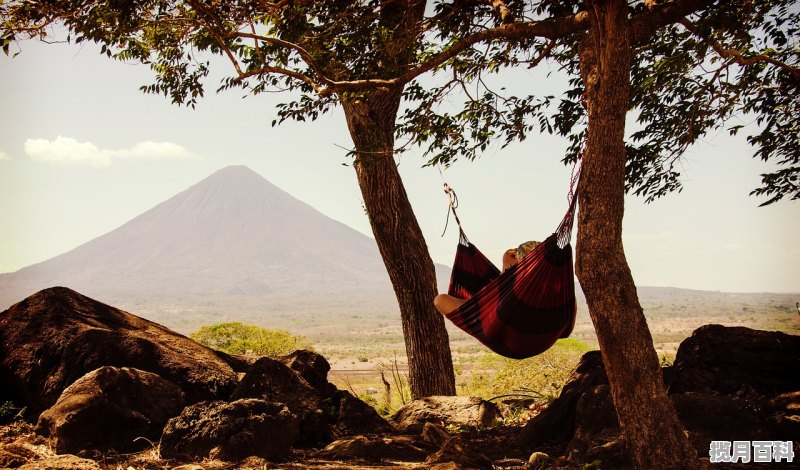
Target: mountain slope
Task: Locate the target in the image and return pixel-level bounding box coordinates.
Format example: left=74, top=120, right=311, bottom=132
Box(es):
left=0, top=166, right=421, bottom=321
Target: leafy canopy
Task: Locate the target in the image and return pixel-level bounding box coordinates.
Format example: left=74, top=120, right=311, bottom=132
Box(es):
left=2, top=0, right=797, bottom=203
left=399, top=0, right=800, bottom=204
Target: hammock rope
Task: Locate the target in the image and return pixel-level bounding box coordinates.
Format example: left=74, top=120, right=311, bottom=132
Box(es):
left=441, top=159, right=582, bottom=359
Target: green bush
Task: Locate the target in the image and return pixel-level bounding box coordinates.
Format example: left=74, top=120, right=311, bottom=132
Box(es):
left=190, top=322, right=312, bottom=357
left=0, top=401, right=26, bottom=424
left=466, top=338, right=593, bottom=402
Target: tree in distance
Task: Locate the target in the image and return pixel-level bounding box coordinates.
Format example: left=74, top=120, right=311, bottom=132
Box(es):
left=190, top=322, right=312, bottom=358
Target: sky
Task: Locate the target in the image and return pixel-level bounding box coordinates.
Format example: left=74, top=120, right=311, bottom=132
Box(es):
left=1, top=39, right=798, bottom=294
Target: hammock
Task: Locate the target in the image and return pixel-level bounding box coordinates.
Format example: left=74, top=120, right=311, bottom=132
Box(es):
left=442, top=176, right=579, bottom=360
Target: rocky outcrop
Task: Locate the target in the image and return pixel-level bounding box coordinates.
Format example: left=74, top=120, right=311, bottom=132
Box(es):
left=520, top=325, right=800, bottom=467
left=231, top=356, right=328, bottom=446
left=329, top=389, right=394, bottom=438
left=35, top=366, right=185, bottom=454
left=18, top=454, right=103, bottom=470
left=392, top=396, right=499, bottom=433
left=322, top=435, right=429, bottom=462
left=159, top=399, right=299, bottom=461
left=668, top=324, right=800, bottom=399
left=423, top=437, right=493, bottom=470
left=0, top=287, right=238, bottom=416
left=671, top=391, right=777, bottom=454
left=520, top=350, right=609, bottom=448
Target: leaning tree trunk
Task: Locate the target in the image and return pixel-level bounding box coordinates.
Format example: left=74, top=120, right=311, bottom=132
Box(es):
left=575, top=1, right=702, bottom=469
left=342, top=88, right=456, bottom=399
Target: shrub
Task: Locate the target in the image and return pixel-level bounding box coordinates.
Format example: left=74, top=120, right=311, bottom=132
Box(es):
left=0, top=401, right=26, bottom=424
left=467, top=338, right=593, bottom=402
left=190, top=322, right=313, bottom=357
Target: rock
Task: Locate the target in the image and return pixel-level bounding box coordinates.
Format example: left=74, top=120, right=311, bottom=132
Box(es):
left=425, top=463, right=468, bottom=470
left=522, top=326, right=800, bottom=461
left=159, top=399, right=299, bottom=461
left=280, top=349, right=337, bottom=396
left=764, top=391, right=800, bottom=439
left=520, top=350, right=608, bottom=449
left=669, top=324, right=800, bottom=400
left=528, top=451, right=550, bottom=466
left=421, top=422, right=452, bottom=447
left=671, top=391, right=776, bottom=455
left=214, top=350, right=257, bottom=374
left=0, top=442, right=37, bottom=468
left=424, top=437, right=493, bottom=470
left=392, top=396, right=499, bottom=433
left=0, top=287, right=238, bottom=416
left=322, top=434, right=428, bottom=462
left=232, top=356, right=328, bottom=446
left=329, top=389, right=394, bottom=438
left=35, top=366, right=185, bottom=454
left=565, top=385, right=620, bottom=459
left=232, top=355, right=393, bottom=444
left=18, top=454, right=102, bottom=469
left=765, top=390, right=800, bottom=414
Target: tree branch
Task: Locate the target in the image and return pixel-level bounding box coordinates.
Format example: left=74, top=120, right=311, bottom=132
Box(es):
left=628, top=0, right=717, bottom=43
left=233, top=31, right=332, bottom=83
left=679, top=18, right=800, bottom=82
left=484, top=0, right=514, bottom=25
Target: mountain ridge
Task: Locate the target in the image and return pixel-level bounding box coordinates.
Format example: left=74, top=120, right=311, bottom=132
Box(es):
left=2, top=166, right=795, bottom=335
left=0, top=166, right=412, bottom=319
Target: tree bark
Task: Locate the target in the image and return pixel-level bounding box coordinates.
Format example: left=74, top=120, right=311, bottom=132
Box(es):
left=575, top=1, right=702, bottom=469
left=342, top=88, right=456, bottom=399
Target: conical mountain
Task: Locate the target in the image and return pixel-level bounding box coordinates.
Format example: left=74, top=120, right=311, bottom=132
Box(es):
left=0, top=166, right=412, bottom=327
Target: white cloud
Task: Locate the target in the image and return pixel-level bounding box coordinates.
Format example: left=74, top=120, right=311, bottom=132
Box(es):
left=0, top=151, right=10, bottom=161
left=24, top=136, right=197, bottom=167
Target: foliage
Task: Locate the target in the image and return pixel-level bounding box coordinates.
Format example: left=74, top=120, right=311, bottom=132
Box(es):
left=190, top=322, right=312, bottom=357
left=0, top=0, right=425, bottom=115
left=399, top=0, right=799, bottom=205
left=466, top=338, right=592, bottom=402
left=0, top=401, right=26, bottom=424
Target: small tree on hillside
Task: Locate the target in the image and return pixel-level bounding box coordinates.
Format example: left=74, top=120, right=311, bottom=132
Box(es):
left=190, top=322, right=312, bottom=357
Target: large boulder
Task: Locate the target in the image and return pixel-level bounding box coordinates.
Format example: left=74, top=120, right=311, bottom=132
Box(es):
left=159, top=399, right=299, bottom=461
left=521, top=326, right=800, bottom=463
left=280, top=350, right=337, bottom=396
left=520, top=350, right=609, bottom=449
left=232, top=353, right=393, bottom=445
left=278, top=350, right=391, bottom=438
left=391, top=396, right=499, bottom=433
left=231, top=356, right=329, bottom=446
left=0, top=287, right=238, bottom=416
left=329, top=389, right=394, bottom=438
left=35, top=366, right=185, bottom=454
left=671, top=391, right=777, bottom=454
left=424, top=437, right=493, bottom=470
left=322, top=435, right=429, bottom=462
left=668, top=324, right=800, bottom=400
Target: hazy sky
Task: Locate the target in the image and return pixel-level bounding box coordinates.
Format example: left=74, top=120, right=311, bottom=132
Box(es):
left=1, top=39, right=798, bottom=294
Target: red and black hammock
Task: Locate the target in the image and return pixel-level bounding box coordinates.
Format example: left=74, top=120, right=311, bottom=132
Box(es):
left=442, top=178, right=579, bottom=360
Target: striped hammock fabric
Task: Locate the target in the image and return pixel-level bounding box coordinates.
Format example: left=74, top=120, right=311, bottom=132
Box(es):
left=443, top=200, right=578, bottom=359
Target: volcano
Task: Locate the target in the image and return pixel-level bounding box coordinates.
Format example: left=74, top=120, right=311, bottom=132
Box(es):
left=0, top=166, right=420, bottom=329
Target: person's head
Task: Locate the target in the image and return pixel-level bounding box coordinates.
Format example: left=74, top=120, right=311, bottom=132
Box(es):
left=502, top=240, right=541, bottom=271
left=516, top=240, right=541, bottom=259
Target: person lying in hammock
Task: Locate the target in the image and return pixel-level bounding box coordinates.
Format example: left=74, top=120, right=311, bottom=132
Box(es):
left=433, top=240, right=540, bottom=316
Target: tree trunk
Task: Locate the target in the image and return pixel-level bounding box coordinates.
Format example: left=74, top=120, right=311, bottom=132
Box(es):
left=575, top=1, right=702, bottom=469
left=342, top=88, right=456, bottom=399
